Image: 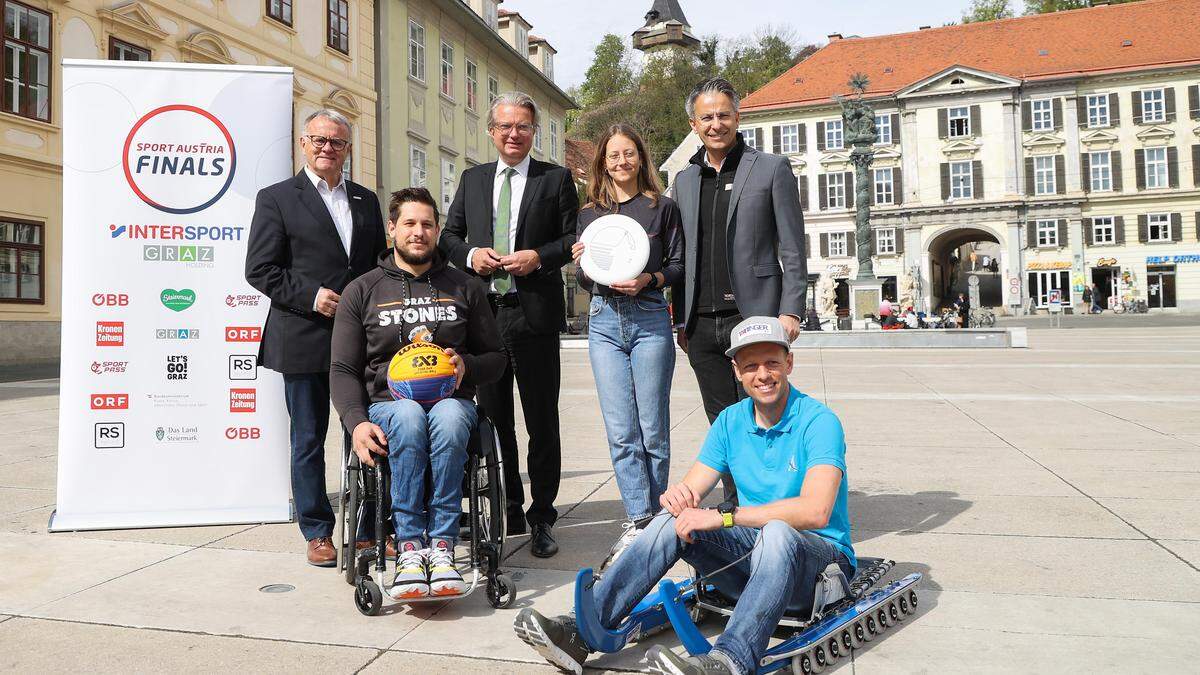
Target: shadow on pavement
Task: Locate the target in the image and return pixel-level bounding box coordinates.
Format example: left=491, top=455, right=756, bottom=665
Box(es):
left=849, top=490, right=972, bottom=545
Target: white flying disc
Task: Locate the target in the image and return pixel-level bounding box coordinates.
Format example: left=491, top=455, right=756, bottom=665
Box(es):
left=579, top=214, right=650, bottom=286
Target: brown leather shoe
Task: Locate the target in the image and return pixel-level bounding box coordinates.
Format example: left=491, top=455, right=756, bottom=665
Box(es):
left=355, top=536, right=397, bottom=559
left=306, top=536, right=337, bottom=567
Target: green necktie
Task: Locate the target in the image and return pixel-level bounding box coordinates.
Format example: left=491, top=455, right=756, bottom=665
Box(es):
left=493, top=167, right=514, bottom=294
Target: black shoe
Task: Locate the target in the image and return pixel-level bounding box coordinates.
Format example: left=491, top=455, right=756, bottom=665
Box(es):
left=646, top=645, right=734, bottom=675
left=530, top=522, right=558, bottom=558
left=507, top=509, right=527, bottom=536
left=514, top=608, right=589, bottom=674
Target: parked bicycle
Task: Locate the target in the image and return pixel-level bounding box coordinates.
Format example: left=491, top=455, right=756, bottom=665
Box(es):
left=970, top=308, right=996, bottom=328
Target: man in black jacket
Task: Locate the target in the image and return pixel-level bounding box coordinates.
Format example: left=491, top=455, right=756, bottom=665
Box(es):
left=438, top=92, right=577, bottom=558
left=245, top=109, right=386, bottom=567
left=331, top=187, right=504, bottom=599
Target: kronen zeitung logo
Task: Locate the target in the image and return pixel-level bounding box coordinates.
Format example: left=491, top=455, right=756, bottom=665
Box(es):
left=122, top=104, right=237, bottom=215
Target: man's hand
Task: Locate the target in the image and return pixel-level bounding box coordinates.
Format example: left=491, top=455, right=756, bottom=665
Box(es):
left=676, top=327, right=689, bottom=354
left=659, top=481, right=701, bottom=517
left=608, top=273, right=651, bottom=297
left=471, top=248, right=503, bottom=275
left=500, top=249, right=541, bottom=277
left=674, top=507, right=723, bottom=544
left=351, top=422, right=388, bottom=467
left=778, top=314, right=800, bottom=342
left=444, top=347, right=466, bottom=389
left=316, top=288, right=340, bottom=318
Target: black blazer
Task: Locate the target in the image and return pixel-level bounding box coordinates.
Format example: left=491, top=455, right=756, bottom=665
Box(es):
left=245, top=171, right=387, bottom=374
left=439, top=158, right=578, bottom=335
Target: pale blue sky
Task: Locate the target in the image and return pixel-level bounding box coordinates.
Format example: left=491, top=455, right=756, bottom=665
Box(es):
left=509, top=0, right=973, bottom=90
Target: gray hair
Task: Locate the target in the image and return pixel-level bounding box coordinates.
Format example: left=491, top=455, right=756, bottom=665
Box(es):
left=303, top=109, right=352, bottom=137
left=685, top=78, right=740, bottom=119
left=487, top=91, right=539, bottom=128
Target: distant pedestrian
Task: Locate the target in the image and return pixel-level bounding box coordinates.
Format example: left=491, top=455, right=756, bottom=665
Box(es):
left=1089, top=283, right=1103, bottom=314
left=954, top=292, right=970, bottom=328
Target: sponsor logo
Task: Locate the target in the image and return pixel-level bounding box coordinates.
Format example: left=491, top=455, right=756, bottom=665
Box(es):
left=735, top=323, right=771, bottom=339
left=109, top=224, right=244, bottom=241
left=225, top=426, right=261, bottom=440
left=154, top=424, right=199, bottom=444
left=145, top=393, right=206, bottom=409
left=96, top=321, right=125, bottom=347
left=155, top=328, right=201, bottom=340
left=90, top=360, right=128, bottom=375
left=160, top=288, right=196, bottom=312
left=166, top=355, right=189, bottom=380
left=91, top=293, right=129, bottom=307
left=90, top=393, right=129, bottom=410
left=228, top=354, right=257, bottom=380
left=122, top=104, right=237, bottom=215
left=225, top=293, right=261, bottom=307
left=94, top=422, right=125, bottom=449
left=224, top=326, right=261, bottom=342
left=229, top=388, right=256, bottom=413
left=142, top=245, right=215, bottom=267
left=377, top=296, right=460, bottom=326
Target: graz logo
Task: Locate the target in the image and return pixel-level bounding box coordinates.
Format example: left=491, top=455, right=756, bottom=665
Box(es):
left=161, top=288, right=196, bottom=312
left=166, top=355, right=188, bottom=380
left=122, top=104, right=236, bottom=215
left=91, top=360, right=128, bottom=375
left=155, top=328, right=200, bottom=340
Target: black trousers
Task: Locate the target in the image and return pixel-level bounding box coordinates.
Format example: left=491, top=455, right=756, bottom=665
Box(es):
left=685, top=311, right=745, bottom=502
left=478, top=300, right=561, bottom=526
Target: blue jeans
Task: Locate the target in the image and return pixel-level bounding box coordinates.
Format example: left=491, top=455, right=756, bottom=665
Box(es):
left=592, top=513, right=854, bottom=674
left=587, top=291, right=675, bottom=521
left=283, top=373, right=333, bottom=540
left=368, top=398, right=476, bottom=545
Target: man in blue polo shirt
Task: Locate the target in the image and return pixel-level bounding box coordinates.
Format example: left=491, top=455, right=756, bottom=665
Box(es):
left=515, top=316, right=856, bottom=675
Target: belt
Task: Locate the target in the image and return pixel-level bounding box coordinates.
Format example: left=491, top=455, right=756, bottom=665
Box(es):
left=489, top=293, right=520, bottom=308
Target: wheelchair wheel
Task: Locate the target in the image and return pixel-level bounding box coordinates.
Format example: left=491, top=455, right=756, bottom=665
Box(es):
left=344, top=456, right=363, bottom=586
left=355, top=577, right=383, bottom=616
left=487, top=572, right=516, bottom=608
left=473, top=424, right=506, bottom=560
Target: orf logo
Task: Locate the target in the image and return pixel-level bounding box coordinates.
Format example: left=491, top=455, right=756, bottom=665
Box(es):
left=92, top=293, right=129, bottom=307
left=122, top=105, right=237, bottom=215
left=225, top=426, right=261, bottom=440
left=225, top=326, right=261, bottom=342
left=91, top=393, right=129, bottom=410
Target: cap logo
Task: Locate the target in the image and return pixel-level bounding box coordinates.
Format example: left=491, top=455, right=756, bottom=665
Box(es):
left=736, top=323, right=772, bottom=339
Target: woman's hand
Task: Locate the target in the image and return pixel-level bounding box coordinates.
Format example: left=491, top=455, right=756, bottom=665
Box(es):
left=608, top=273, right=652, bottom=297
left=571, top=242, right=585, bottom=263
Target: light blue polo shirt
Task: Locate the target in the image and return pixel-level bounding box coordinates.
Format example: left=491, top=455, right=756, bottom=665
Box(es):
left=697, top=386, right=856, bottom=567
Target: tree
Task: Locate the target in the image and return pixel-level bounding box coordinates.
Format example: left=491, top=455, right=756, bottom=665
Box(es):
left=1023, top=0, right=1139, bottom=13
left=962, top=0, right=1014, bottom=23
left=576, top=34, right=635, bottom=110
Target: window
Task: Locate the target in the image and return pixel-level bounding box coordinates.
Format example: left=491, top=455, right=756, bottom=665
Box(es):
left=948, top=106, right=970, bottom=138
left=440, top=41, right=454, bottom=98
left=874, top=114, right=891, bottom=144
left=1092, top=216, right=1115, bottom=245
left=873, top=167, right=894, bottom=205
left=267, top=0, right=293, bottom=26
left=550, top=120, right=559, bottom=161
left=829, top=232, right=848, bottom=257
left=327, top=0, right=349, bottom=54
left=876, top=228, right=896, bottom=255
left=1089, top=151, right=1112, bottom=192
left=483, top=1, right=498, bottom=29
left=824, top=120, right=843, bottom=150
left=0, top=219, right=41, bottom=302
left=441, top=158, right=456, bottom=212
left=465, top=59, right=478, bottom=110
left=408, top=20, right=425, bottom=82
left=533, top=116, right=543, bottom=152
left=743, top=127, right=758, bottom=150
left=1141, top=88, right=1165, bottom=123
left=3, top=1, right=51, bottom=122
left=1144, top=147, right=1167, bottom=189
left=1034, top=155, right=1056, bottom=195
left=543, top=52, right=554, bottom=82
left=826, top=173, right=846, bottom=209
left=1086, top=94, right=1109, bottom=128
left=1147, top=213, right=1171, bottom=242
left=1031, top=99, right=1054, bottom=131
left=342, top=152, right=352, bottom=184
left=1036, top=219, right=1058, bottom=247
left=1029, top=270, right=1070, bottom=308
left=950, top=161, right=973, bottom=199
left=109, top=38, right=149, bottom=62
left=487, top=75, right=498, bottom=104
left=410, top=145, right=427, bottom=187
left=780, top=123, right=800, bottom=154
left=515, top=24, right=527, bottom=55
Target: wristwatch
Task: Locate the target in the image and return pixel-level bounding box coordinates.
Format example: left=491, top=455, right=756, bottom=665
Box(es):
left=717, top=501, right=736, bottom=528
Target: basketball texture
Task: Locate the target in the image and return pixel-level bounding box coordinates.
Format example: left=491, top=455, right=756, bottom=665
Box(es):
left=387, top=341, right=457, bottom=406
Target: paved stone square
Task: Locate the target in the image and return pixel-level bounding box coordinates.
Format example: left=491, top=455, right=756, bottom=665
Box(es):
left=2, top=325, right=1198, bottom=673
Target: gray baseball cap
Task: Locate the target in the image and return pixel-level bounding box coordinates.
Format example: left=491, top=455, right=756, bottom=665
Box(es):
left=725, top=316, right=792, bottom=358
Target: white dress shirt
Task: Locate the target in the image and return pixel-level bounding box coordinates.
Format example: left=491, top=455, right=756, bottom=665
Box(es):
left=304, top=166, right=353, bottom=311
left=468, top=154, right=530, bottom=294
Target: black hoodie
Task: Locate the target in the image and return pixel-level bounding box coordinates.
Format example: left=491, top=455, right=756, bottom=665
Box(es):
left=330, top=249, right=505, bottom=432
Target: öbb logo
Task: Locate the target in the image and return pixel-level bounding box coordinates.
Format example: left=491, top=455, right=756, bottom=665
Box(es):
left=122, top=105, right=236, bottom=215
left=92, top=293, right=129, bottom=307
left=225, top=427, right=261, bottom=440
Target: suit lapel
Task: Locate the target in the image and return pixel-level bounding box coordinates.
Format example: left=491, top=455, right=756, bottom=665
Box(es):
left=726, top=147, right=757, bottom=230
left=515, top=159, right=543, bottom=247
left=681, top=166, right=701, bottom=260
left=480, top=162, right=498, bottom=247
left=294, top=171, right=349, bottom=263
left=347, top=182, right=365, bottom=261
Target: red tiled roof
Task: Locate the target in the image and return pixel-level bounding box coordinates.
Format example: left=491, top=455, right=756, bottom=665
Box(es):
left=565, top=138, right=595, bottom=181
left=742, top=0, right=1200, bottom=112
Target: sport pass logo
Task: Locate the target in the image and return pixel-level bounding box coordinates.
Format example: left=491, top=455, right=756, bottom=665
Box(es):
left=225, top=326, right=261, bottom=342
left=225, top=426, right=261, bottom=439
left=92, top=293, right=129, bottom=307
left=123, top=105, right=236, bottom=215
left=96, top=321, right=124, bottom=346
left=229, top=388, right=256, bottom=413
left=91, top=360, right=128, bottom=374
left=225, top=293, right=261, bottom=307
left=90, top=393, right=129, bottom=410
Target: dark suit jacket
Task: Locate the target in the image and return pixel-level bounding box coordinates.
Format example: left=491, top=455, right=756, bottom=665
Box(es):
left=438, top=158, right=578, bottom=335
left=245, top=171, right=386, bottom=374
left=671, top=144, right=807, bottom=332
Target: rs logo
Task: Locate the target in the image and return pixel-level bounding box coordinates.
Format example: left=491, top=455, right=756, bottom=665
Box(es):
left=412, top=355, right=439, bottom=367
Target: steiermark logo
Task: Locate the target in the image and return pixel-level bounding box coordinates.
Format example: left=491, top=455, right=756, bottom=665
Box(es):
left=156, top=427, right=165, bottom=441
left=161, top=288, right=196, bottom=312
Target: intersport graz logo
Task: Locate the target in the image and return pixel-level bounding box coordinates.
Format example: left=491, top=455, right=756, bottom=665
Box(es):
left=122, top=104, right=236, bottom=215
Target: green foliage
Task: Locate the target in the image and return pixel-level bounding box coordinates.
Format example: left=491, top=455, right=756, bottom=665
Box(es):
left=1023, top=0, right=1139, bottom=13
left=576, top=34, right=635, bottom=110
left=962, top=0, right=1014, bottom=23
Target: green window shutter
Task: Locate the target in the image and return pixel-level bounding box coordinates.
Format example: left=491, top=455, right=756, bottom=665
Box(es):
left=1189, top=85, right=1200, bottom=121
left=1111, top=151, right=1123, bottom=192
left=1081, top=153, right=1091, bottom=192
left=1026, top=221, right=1036, bottom=248
left=798, top=175, right=809, bottom=211
left=937, top=109, right=947, bottom=139
left=970, top=104, right=981, bottom=137
left=1055, top=155, right=1065, bottom=194
left=1075, top=96, right=1087, bottom=128
left=1114, top=216, right=1126, bottom=244
left=940, top=162, right=950, bottom=200
left=1021, top=101, right=1032, bottom=131
left=1083, top=217, right=1093, bottom=246
left=846, top=231, right=856, bottom=256
left=845, top=172, right=855, bottom=209
left=820, top=233, right=829, bottom=257
left=1170, top=213, right=1182, bottom=241
left=818, top=174, right=828, bottom=210
left=890, top=114, right=899, bottom=146
left=1134, top=148, right=1145, bottom=190
left=1132, top=90, right=1143, bottom=124
left=1165, top=87, right=1176, bottom=122
left=895, top=228, right=905, bottom=254
left=1109, top=93, right=1120, bottom=125
left=1137, top=215, right=1148, bottom=242
left=971, top=160, right=983, bottom=199
left=1025, top=157, right=1035, bottom=195
left=798, top=123, right=807, bottom=153
left=1051, top=98, right=1062, bottom=131
left=772, top=125, right=782, bottom=154
left=1167, top=146, right=1179, bottom=189
left=894, top=167, right=903, bottom=206
left=816, top=121, right=826, bottom=151
left=1057, top=219, right=1068, bottom=247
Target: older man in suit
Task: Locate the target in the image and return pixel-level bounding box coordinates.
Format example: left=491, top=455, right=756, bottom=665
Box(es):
left=439, top=92, right=577, bottom=558
left=245, top=109, right=387, bottom=567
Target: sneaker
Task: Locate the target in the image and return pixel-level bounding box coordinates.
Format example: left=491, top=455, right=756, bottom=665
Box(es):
left=646, top=645, right=735, bottom=675
left=389, top=540, right=429, bottom=600
left=427, top=538, right=466, bottom=596
left=598, top=520, right=641, bottom=573
left=513, top=608, right=590, bottom=675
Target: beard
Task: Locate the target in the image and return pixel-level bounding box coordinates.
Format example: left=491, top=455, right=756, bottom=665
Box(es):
left=396, top=242, right=433, bottom=266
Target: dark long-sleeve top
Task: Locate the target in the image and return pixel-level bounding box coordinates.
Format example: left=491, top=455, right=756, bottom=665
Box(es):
left=575, top=193, right=684, bottom=298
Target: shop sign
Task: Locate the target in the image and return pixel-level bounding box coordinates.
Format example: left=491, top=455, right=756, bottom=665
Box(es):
left=825, top=264, right=851, bottom=278
left=1096, top=257, right=1118, bottom=267
left=1027, top=261, right=1072, bottom=270
left=1146, top=254, right=1200, bottom=264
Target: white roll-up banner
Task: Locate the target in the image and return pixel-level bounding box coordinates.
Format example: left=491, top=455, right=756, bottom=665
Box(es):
left=51, top=60, right=294, bottom=531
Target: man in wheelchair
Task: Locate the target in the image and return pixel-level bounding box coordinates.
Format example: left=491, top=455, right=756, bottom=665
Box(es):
left=331, top=187, right=505, bottom=599
left=516, top=316, right=856, bottom=675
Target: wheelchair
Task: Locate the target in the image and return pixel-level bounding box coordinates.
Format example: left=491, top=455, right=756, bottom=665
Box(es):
left=334, top=404, right=517, bottom=615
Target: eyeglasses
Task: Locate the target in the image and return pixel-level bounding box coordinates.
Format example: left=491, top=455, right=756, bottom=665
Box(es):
left=305, top=135, right=350, bottom=151
left=490, top=123, right=536, bottom=136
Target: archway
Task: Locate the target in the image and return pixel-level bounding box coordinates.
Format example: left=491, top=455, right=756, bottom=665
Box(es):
left=924, top=226, right=1003, bottom=310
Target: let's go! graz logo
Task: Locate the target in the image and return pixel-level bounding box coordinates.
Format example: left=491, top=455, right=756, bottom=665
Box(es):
left=122, top=104, right=236, bottom=215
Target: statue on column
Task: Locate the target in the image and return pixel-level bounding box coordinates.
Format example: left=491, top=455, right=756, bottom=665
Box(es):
left=836, top=73, right=878, bottom=281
